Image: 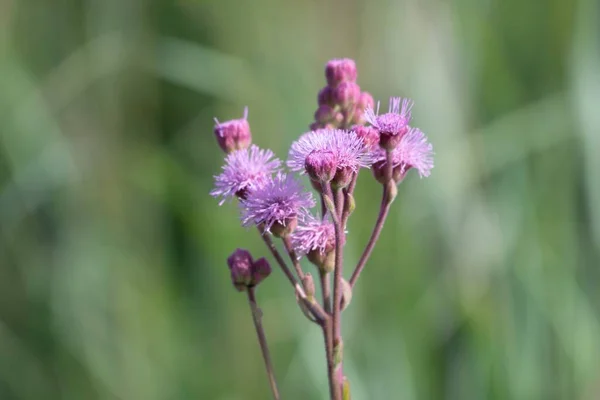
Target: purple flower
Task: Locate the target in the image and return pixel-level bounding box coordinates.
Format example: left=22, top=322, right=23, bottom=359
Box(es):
left=213, top=107, right=252, bottom=153
left=240, top=173, right=315, bottom=235
left=372, top=127, right=434, bottom=183
left=287, top=129, right=373, bottom=174
left=366, top=97, right=414, bottom=150
left=211, top=145, right=281, bottom=205
left=291, top=214, right=335, bottom=256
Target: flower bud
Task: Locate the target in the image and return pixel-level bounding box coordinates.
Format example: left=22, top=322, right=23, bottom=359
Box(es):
left=252, top=257, right=272, bottom=286
left=331, top=166, right=354, bottom=190
left=213, top=107, right=252, bottom=153
left=314, top=105, right=336, bottom=124
left=302, top=273, right=316, bottom=299
left=305, top=149, right=337, bottom=183
left=271, top=216, right=298, bottom=238
left=318, top=86, right=335, bottom=106
left=333, top=82, right=361, bottom=107
left=227, top=248, right=254, bottom=291
left=352, top=125, right=380, bottom=149
left=325, top=58, right=357, bottom=86
left=357, top=91, right=374, bottom=111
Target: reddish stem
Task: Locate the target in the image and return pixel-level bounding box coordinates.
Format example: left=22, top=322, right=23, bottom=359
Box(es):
left=247, top=288, right=281, bottom=400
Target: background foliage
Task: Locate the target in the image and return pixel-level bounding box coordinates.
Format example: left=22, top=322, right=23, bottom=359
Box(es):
left=1, top=0, right=600, bottom=398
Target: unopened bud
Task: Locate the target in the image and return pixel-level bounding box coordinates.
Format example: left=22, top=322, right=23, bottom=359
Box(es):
left=357, top=91, right=374, bottom=111
left=314, top=104, right=336, bottom=124
left=372, top=159, right=408, bottom=185
left=213, top=107, right=252, bottom=153
left=344, top=193, right=356, bottom=216
left=331, top=166, right=354, bottom=190
left=352, top=125, right=380, bottom=149
left=302, top=273, right=316, bottom=299
left=318, top=86, right=335, bottom=106
left=305, top=149, right=337, bottom=183
left=227, top=248, right=254, bottom=291
left=333, top=82, right=361, bottom=107
left=343, top=377, right=351, bottom=400
left=252, top=257, right=272, bottom=286
left=333, top=338, right=344, bottom=366
left=325, top=58, right=357, bottom=86
left=340, top=278, right=353, bottom=311
left=271, top=217, right=298, bottom=238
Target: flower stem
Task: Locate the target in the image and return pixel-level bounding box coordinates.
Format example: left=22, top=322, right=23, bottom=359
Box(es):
left=349, top=185, right=392, bottom=287
left=282, top=236, right=305, bottom=282
left=323, top=183, right=345, bottom=399
left=247, top=287, right=281, bottom=400
left=349, top=151, right=395, bottom=288
left=258, top=230, right=327, bottom=323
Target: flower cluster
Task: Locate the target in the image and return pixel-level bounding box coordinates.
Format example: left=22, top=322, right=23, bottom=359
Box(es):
left=209, top=58, right=435, bottom=400
left=311, top=58, right=374, bottom=130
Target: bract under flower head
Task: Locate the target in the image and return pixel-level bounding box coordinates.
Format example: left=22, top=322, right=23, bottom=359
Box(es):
left=365, top=97, right=414, bottom=147
left=240, top=173, right=315, bottom=233
left=211, top=145, right=281, bottom=205
left=372, top=127, right=434, bottom=182
left=287, top=129, right=374, bottom=175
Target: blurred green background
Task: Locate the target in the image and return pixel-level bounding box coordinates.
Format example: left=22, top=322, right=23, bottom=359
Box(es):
left=1, top=0, right=600, bottom=399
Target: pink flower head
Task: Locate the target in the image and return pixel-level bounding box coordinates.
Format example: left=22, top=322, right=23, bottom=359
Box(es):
left=240, top=173, right=315, bottom=234
left=325, top=58, right=357, bottom=86
left=211, top=145, right=281, bottom=205
left=290, top=214, right=335, bottom=256
left=213, top=107, right=252, bottom=153
left=287, top=129, right=374, bottom=174
left=366, top=97, right=414, bottom=150
left=372, top=127, right=434, bottom=183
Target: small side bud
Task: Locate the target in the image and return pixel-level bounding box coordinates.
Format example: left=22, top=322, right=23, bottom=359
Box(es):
left=385, top=180, right=397, bottom=204
left=333, top=338, right=344, bottom=367
left=271, top=217, right=298, bottom=238
left=302, top=273, right=316, bottom=300
left=340, top=278, right=353, bottom=311
left=333, top=82, right=361, bottom=107
left=344, top=193, right=356, bottom=216
left=213, top=107, right=252, bottom=153
left=323, top=193, right=336, bottom=214
left=325, top=58, right=357, bottom=86
left=227, top=248, right=254, bottom=291
left=252, top=257, right=272, bottom=286
left=343, top=377, right=352, bottom=400
left=305, top=149, right=337, bottom=183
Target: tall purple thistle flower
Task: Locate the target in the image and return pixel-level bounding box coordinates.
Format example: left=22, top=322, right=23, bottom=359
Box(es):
left=240, top=173, right=315, bottom=235
left=288, top=129, right=374, bottom=173
left=365, top=97, right=414, bottom=150
left=372, top=127, right=434, bottom=182
left=211, top=145, right=282, bottom=205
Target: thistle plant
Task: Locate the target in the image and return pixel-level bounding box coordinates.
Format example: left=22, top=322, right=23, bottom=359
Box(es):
left=211, top=59, right=434, bottom=400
